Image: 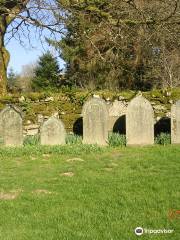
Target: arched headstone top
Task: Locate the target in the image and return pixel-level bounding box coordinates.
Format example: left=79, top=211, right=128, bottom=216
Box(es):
left=126, top=96, right=154, bottom=145
left=176, top=100, right=180, bottom=106
left=82, top=97, right=108, bottom=145
left=41, top=116, right=65, bottom=129
left=0, top=105, right=22, bottom=118
left=0, top=105, right=23, bottom=146
left=82, top=97, right=108, bottom=116
left=171, top=99, right=180, bottom=144
left=127, top=96, right=153, bottom=111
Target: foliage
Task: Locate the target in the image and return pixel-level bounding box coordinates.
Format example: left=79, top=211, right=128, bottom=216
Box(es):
left=66, top=134, right=83, bottom=145
left=108, top=133, right=126, bottom=147
left=0, top=0, right=64, bottom=94
left=51, top=0, right=180, bottom=90
left=7, top=67, right=19, bottom=92
left=32, top=52, right=61, bottom=91
left=155, top=133, right=171, bottom=145
left=24, top=135, right=40, bottom=146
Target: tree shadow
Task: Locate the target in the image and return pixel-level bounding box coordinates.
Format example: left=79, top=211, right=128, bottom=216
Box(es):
left=73, top=117, right=83, bottom=136
left=113, top=115, right=126, bottom=134
left=154, top=117, right=171, bottom=137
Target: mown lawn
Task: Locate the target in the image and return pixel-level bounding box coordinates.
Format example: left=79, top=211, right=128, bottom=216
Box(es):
left=0, top=145, right=179, bottom=240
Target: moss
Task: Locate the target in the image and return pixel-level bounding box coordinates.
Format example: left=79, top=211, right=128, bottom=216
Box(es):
left=1, top=88, right=180, bottom=132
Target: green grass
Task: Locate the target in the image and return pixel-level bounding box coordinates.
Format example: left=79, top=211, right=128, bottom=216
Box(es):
left=0, top=145, right=179, bottom=239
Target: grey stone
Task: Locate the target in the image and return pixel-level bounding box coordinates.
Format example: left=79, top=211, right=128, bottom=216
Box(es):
left=27, top=128, right=39, bottom=136
left=82, top=98, right=108, bottom=145
left=109, top=100, right=127, bottom=117
left=171, top=100, right=180, bottom=144
left=24, top=124, right=39, bottom=136
left=44, top=96, right=54, bottom=102
left=118, top=96, right=125, bottom=101
left=52, top=112, right=59, bottom=118
left=93, top=94, right=100, bottom=99
left=108, top=100, right=127, bottom=133
left=37, top=114, right=44, bottom=124
left=126, top=96, right=154, bottom=145
left=153, top=105, right=166, bottom=111
left=0, top=106, right=23, bottom=146
left=40, top=117, right=66, bottom=145
left=19, top=96, right=25, bottom=102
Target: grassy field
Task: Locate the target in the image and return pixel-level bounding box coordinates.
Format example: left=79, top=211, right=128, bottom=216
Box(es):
left=0, top=145, right=179, bottom=239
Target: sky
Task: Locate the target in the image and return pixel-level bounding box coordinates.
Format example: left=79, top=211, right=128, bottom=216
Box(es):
left=6, top=35, right=65, bottom=74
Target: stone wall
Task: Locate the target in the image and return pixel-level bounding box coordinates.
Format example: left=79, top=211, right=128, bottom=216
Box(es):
left=0, top=89, right=176, bottom=136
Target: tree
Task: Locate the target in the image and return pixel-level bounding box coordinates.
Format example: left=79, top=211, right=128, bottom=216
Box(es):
left=14, top=62, right=36, bottom=92
left=0, top=0, right=64, bottom=95
left=53, top=0, right=180, bottom=90
left=7, top=67, right=18, bottom=92
left=32, top=51, right=61, bottom=91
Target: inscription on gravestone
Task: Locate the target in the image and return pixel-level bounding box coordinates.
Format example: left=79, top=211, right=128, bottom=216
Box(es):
left=0, top=106, right=23, bottom=146
left=171, top=100, right=180, bottom=144
left=126, top=96, right=154, bottom=145
left=40, top=117, right=66, bottom=145
left=82, top=98, right=108, bottom=145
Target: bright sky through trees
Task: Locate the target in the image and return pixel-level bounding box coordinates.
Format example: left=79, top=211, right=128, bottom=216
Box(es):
left=6, top=34, right=65, bottom=74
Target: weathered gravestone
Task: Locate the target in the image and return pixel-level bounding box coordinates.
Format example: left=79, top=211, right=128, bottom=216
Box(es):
left=126, top=96, right=154, bottom=145
left=40, top=117, right=66, bottom=145
left=171, top=100, right=180, bottom=144
left=0, top=105, right=23, bottom=146
left=82, top=97, right=108, bottom=145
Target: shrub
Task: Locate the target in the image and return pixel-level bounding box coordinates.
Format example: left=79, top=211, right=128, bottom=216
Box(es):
left=108, top=133, right=126, bottom=147
left=24, top=135, right=40, bottom=146
left=66, top=134, right=82, bottom=145
left=155, top=133, right=171, bottom=145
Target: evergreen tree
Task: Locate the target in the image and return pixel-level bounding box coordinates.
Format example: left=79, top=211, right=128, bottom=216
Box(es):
left=52, top=0, right=180, bottom=90
left=7, top=68, right=18, bottom=92
left=32, top=52, right=61, bottom=91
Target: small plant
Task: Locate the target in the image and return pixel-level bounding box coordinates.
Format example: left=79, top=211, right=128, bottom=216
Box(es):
left=108, top=133, right=126, bottom=147
left=24, top=135, right=40, bottom=146
left=66, top=134, right=82, bottom=145
left=155, top=133, right=171, bottom=145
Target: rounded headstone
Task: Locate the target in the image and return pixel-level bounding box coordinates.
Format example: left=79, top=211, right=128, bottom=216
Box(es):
left=171, top=100, right=180, bottom=144
left=40, top=117, right=66, bottom=145
left=82, top=98, right=108, bottom=145
left=126, top=96, right=154, bottom=145
left=0, top=105, right=23, bottom=146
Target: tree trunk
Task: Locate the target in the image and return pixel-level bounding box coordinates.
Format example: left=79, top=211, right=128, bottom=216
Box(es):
left=0, top=19, right=9, bottom=95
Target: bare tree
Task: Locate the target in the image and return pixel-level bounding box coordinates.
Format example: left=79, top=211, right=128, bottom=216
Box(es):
left=0, top=0, right=65, bottom=95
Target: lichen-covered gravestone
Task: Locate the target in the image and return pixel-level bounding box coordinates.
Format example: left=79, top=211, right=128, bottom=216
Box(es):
left=126, top=96, right=154, bottom=145
left=82, top=97, right=108, bottom=145
left=40, top=117, right=66, bottom=145
left=0, top=106, right=23, bottom=146
left=171, top=100, right=180, bottom=144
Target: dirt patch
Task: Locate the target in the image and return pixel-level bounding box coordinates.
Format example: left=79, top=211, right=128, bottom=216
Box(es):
left=33, top=189, right=52, bottom=195
left=66, top=158, right=84, bottom=162
left=104, top=168, right=113, bottom=172
left=42, top=154, right=51, bottom=158
left=60, top=172, right=74, bottom=177
left=0, top=189, right=22, bottom=200
left=110, top=162, right=118, bottom=167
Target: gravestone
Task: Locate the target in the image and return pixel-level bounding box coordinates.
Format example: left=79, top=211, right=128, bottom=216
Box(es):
left=40, top=117, right=66, bottom=145
left=82, top=97, right=108, bottom=145
left=126, top=96, right=154, bottom=145
left=0, top=106, right=23, bottom=146
left=171, top=100, right=180, bottom=144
